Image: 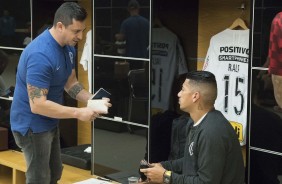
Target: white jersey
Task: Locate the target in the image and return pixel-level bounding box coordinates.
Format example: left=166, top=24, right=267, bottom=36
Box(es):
left=203, top=29, right=249, bottom=145
left=151, top=27, right=188, bottom=111
left=80, top=30, right=92, bottom=92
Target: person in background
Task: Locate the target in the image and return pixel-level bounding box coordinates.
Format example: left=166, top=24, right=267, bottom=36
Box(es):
left=268, top=12, right=282, bottom=110
left=115, top=0, right=149, bottom=59
left=140, top=71, right=245, bottom=184
left=23, top=21, right=32, bottom=46
left=249, top=70, right=282, bottom=184
left=0, top=10, right=16, bottom=48
left=0, top=49, right=8, bottom=95
left=0, top=49, right=10, bottom=121
left=10, top=3, right=111, bottom=184
left=37, top=18, right=53, bottom=36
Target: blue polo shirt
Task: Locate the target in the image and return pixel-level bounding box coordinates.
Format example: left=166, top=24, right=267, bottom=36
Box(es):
left=10, top=29, right=75, bottom=136
left=120, top=15, right=149, bottom=58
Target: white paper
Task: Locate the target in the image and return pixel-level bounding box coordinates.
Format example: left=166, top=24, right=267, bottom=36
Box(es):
left=73, top=178, right=111, bottom=184
left=87, top=99, right=108, bottom=113
left=84, top=146, right=91, bottom=153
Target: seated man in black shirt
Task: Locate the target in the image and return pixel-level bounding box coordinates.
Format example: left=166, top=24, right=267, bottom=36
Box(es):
left=140, top=71, right=245, bottom=184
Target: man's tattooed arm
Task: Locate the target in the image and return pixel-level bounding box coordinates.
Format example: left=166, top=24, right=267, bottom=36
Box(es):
left=67, top=83, right=84, bottom=99
left=27, top=83, right=48, bottom=103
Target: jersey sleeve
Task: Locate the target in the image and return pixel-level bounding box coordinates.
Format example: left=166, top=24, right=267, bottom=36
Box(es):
left=80, top=30, right=92, bottom=71
left=176, top=38, right=188, bottom=75
left=161, top=158, right=184, bottom=174
left=203, top=38, right=214, bottom=71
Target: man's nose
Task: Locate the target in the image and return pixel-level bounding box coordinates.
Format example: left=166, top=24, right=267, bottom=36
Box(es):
left=77, top=31, right=83, bottom=40
left=177, top=91, right=181, bottom=97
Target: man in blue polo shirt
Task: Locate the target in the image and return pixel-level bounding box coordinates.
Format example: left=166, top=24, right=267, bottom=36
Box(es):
left=115, top=0, right=149, bottom=59
left=10, top=3, right=111, bottom=184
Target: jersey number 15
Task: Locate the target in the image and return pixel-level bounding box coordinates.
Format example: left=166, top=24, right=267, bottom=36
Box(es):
left=223, top=75, right=245, bottom=115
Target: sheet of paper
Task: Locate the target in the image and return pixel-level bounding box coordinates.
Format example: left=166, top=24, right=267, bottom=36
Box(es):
left=73, top=178, right=111, bottom=184
left=87, top=99, right=108, bottom=113
left=84, top=146, right=91, bottom=153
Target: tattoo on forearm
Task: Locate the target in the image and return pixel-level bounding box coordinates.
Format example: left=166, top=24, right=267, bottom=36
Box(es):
left=27, top=84, right=48, bottom=103
left=68, top=83, right=84, bottom=99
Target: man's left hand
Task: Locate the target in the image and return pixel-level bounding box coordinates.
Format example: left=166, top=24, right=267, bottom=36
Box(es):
left=140, top=163, right=166, bottom=183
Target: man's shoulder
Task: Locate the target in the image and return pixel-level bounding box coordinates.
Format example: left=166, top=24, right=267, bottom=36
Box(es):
left=203, top=110, right=239, bottom=139
left=206, top=109, right=227, bottom=120
left=25, top=40, right=51, bottom=57
left=124, top=15, right=148, bottom=22
left=28, top=33, right=60, bottom=56
left=138, top=15, right=149, bottom=21
left=202, top=110, right=231, bottom=130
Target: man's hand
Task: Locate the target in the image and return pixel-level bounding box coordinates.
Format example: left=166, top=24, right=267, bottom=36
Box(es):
left=75, top=107, right=101, bottom=121
left=115, top=33, right=125, bottom=41
left=140, top=163, right=166, bottom=184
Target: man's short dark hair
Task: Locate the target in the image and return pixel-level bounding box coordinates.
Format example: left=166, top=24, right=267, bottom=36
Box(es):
left=53, top=2, right=87, bottom=27
left=128, top=0, right=140, bottom=9
left=186, top=70, right=216, bottom=84
left=186, top=71, right=217, bottom=105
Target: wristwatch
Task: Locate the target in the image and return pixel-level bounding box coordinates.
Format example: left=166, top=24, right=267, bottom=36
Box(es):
left=163, top=170, right=172, bottom=184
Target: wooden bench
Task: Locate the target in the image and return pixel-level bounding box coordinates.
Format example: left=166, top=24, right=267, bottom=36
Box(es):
left=0, top=150, right=119, bottom=184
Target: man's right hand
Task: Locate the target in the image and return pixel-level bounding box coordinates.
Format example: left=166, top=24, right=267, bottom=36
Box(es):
left=115, top=33, right=125, bottom=41
left=75, top=107, right=102, bottom=121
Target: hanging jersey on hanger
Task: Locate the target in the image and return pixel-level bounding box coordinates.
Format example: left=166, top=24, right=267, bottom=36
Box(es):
left=80, top=30, right=92, bottom=92
left=203, top=28, right=249, bottom=146
left=151, top=27, right=188, bottom=111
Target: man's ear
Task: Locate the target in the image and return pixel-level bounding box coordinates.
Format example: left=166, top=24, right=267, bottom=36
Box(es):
left=56, top=22, right=64, bottom=32
left=192, top=92, right=200, bottom=103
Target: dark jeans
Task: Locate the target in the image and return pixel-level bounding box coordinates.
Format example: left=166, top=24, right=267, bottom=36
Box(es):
left=13, top=127, right=63, bottom=184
